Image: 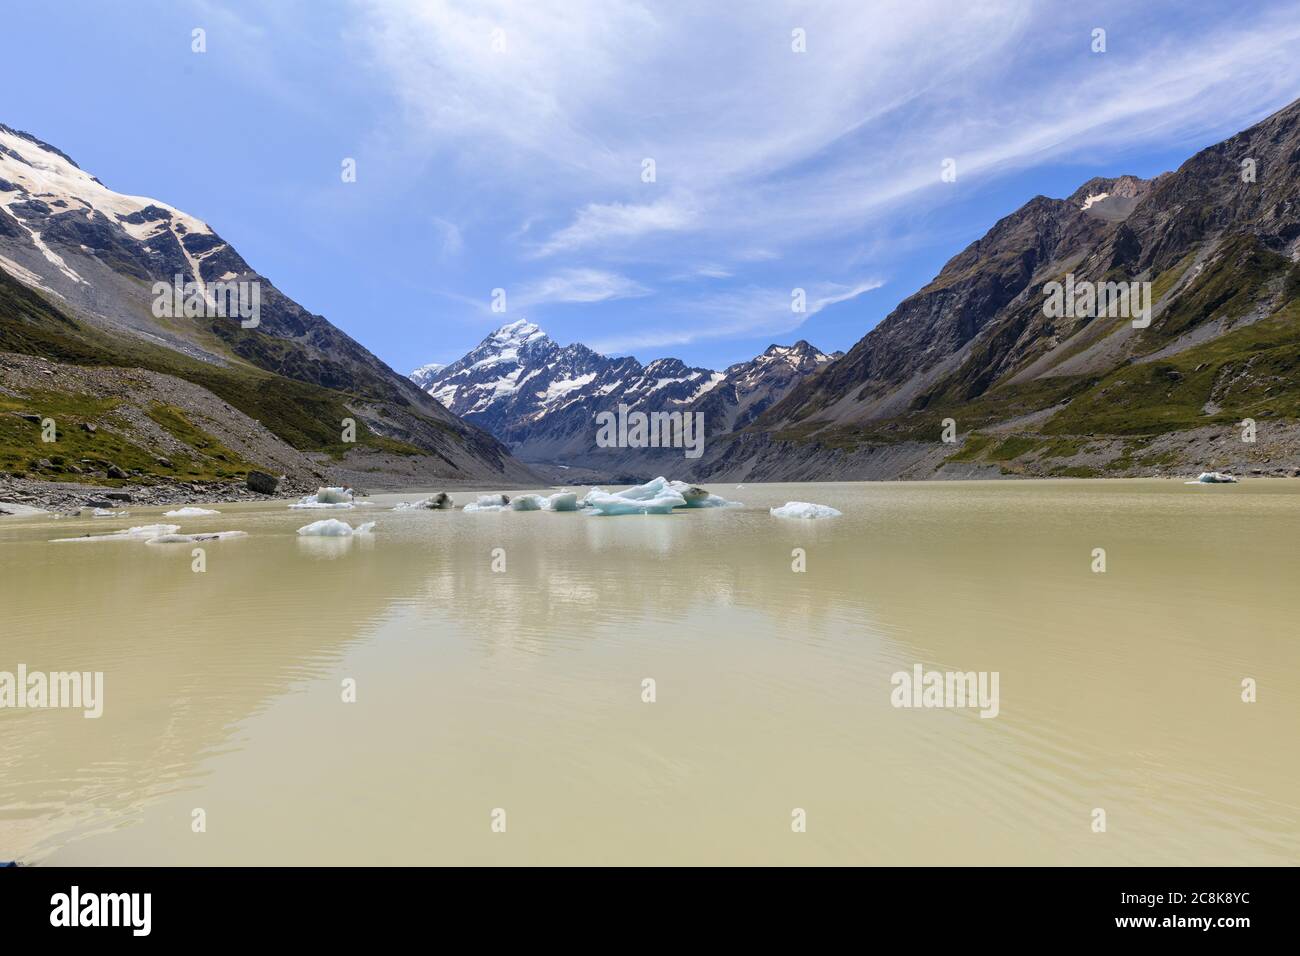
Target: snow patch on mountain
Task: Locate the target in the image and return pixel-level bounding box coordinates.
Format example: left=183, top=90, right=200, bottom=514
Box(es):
left=0, top=252, right=59, bottom=296
left=408, top=363, right=445, bottom=390
left=0, top=124, right=213, bottom=242
left=540, top=372, right=596, bottom=401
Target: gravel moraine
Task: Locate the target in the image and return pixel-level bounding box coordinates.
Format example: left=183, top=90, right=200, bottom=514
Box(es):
left=0, top=473, right=315, bottom=516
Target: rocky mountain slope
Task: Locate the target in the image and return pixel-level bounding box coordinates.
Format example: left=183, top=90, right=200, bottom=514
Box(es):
left=0, top=122, right=536, bottom=491
left=694, top=96, right=1300, bottom=481
left=693, top=341, right=840, bottom=434
left=412, top=320, right=835, bottom=476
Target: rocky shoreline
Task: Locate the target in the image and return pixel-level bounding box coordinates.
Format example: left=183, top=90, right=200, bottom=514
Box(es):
left=0, top=470, right=563, bottom=517
left=0, top=472, right=313, bottom=516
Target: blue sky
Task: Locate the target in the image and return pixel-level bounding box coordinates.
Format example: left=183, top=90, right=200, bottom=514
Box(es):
left=5, top=0, right=1300, bottom=374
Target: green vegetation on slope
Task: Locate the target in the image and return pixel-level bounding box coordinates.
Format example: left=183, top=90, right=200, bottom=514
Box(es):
left=0, top=391, right=260, bottom=484
left=765, top=373, right=1093, bottom=451
left=1045, top=297, right=1300, bottom=436
left=0, top=268, right=424, bottom=464
left=1147, top=235, right=1287, bottom=341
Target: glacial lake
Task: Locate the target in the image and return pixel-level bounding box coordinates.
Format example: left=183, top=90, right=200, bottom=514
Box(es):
left=1, top=479, right=1297, bottom=865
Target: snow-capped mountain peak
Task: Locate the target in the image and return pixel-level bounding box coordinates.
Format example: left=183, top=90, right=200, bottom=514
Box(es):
left=688, top=339, right=838, bottom=433
left=489, top=318, right=548, bottom=347
left=0, top=124, right=213, bottom=241
left=410, top=322, right=837, bottom=469
left=0, top=124, right=222, bottom=294
left=408, top=362, right=445, bottom=390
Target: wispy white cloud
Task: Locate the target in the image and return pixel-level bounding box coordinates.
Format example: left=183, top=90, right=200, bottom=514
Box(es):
left=357, top=0, right=1300, bottom=264
left=588, top=278, right=884, bottom=353
left=349, top=0, right=1300, bottom=363
left=516, top=268, right=650, bottom=306
left=533, top=197, right=696, bottom=257
left=809, top=280, right=886, bottom=314
left=431, top=217, right=463, bottom=260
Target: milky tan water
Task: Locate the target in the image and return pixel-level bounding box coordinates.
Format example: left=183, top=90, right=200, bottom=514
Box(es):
left=1, top=479, right=1297, bottom=866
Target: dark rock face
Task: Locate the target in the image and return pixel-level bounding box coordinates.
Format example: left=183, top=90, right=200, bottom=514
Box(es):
left=692, top=342, right=837, bottom=434
left=245, top=470, right=279, bottom=495
left=712, top=96, right=1300, bottom=480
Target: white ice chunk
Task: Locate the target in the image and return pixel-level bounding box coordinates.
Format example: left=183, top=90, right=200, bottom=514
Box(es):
left=289, top=490, right=355, bottom=511
left=544, top=492, right=579, bottom=511
left=614, top=476, right=676, bottom=501
left=585, top=489, right=685, bottom=515
left=146, top=530, right=247, bottom=544
left=770, top=501, right=842, bottom=519
left=666, top=480, right=740, bottom=508
left=392, top=493, right=453, bottom=511
left=163, top=507, right=221, bottom=517
left=510, top=494, right=545, bottom=511
left=296, top=519, right=375, bottom=536
left=290, top=487, right=356, bottom=509
left=463, top=494, right=511, bottom=512
left=697, top=493, right=742, bottom=508
left=52, top=523, right=181, bottom=543
left=1188, top=472, right=1239, bottom=484
left=584, top=477, right=738, bottom=512
left=314, top=487, right=354, bottom=504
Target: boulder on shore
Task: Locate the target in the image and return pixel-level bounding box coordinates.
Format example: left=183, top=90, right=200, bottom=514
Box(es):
left=246, top=470, right=280, bottom=495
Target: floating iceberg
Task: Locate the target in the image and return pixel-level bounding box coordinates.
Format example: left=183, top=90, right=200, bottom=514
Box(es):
left=290, top=487, right=355, bottom=510
left=463, top=494, right=511, bottom=513
left=392, top=492, right=453, bottom=511
left=163, top=507, right=221, bottom=517
left=454, top=480, right=738, bottom=517
left=668, top=480, right=740, bottom=508
left=145, top=530, right=247, bottom=545
left=1187, top=472, right=1239, bottom=484
left=91, top=508, right=123, bottom=517
left=52, top=523, right=181, bottom=543
left=613, top=476, right=680, bottom=503
left=296, top=518, right=376, bottom=536
left=667, top=480, right=711, bottom=505
left=583, top=477, right=740, bottom=515
left=585, top=487, right=685, bottom=515
left=770, top=501, right=842, bottom=519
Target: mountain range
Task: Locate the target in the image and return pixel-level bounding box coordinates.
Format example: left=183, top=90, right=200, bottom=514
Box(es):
left=415, top=96, right=1300, bottom=483
left=409, top=320, right=837, bottom=477
left=5, top=95, right=1300, bottom=493
left=0, top=122, right=535, bottom=491
left=694, top=96, right=1300, bottom=481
